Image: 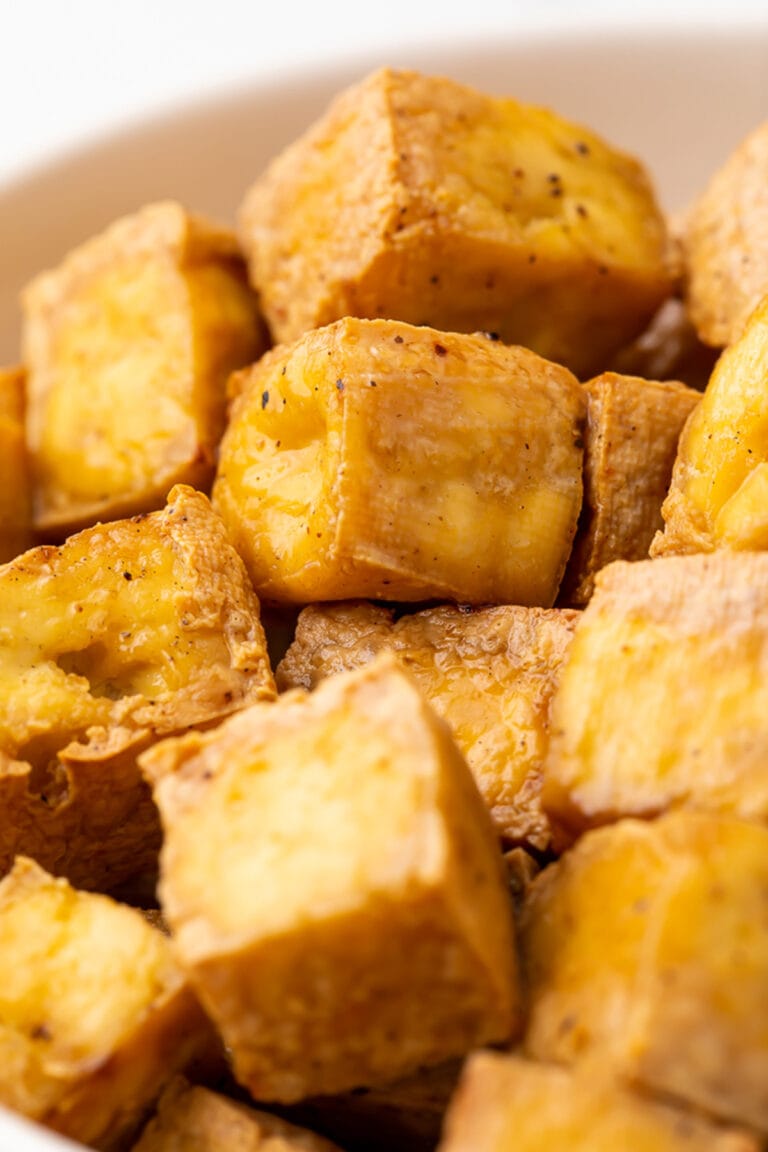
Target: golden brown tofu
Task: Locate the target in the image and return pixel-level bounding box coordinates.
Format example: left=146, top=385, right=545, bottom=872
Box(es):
left=438, top=1050, right=759, bottom=1152
left=0, top=366, right=33, bottom=562
left=681, top=119, right=768, bottom=349
left=651, top=293, right=768, bottom=556
left=559, top=372, right=699, bottom=604
left=277, top=601, right=580, bottom=849
left=239, top=68, right=672, bottom=379
left=0, top=484, right=275, bottom=892
left=520, top=813, right=768, bottom=1134
left=23, top=201, right=266, bottom=537
left=544, top=552, right=768, bottom=845
left=143, top=653, right=521, bottom=1103
left=131, top=1077, right=344, bottom=1151
left=609, top=297, right=719, bottom=391
left=213, top=317, right=586, bottom=607
left=0, top=857, right=213, bottom=1151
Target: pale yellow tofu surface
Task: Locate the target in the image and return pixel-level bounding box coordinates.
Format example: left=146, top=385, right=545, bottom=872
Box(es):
left=143, top=653, right=520, bottom=1102
left=560, top=371, right=699, bottom=604
left=239, top=67, right=672, bottom=379
left=131, top=1078, right=344, bottom=1151
left=0, top=484, right=275, bottom=891
left=277, top=601, right=579, bottom=849
left=23, top=201, right=265, bottom=536
left=520, top=812, right=768, bottom=1133
left=438, top=1051, right=759, bottom=1152
left=0, top=366, right=33, bottom=562
left=213, top=317, right=586, bottom=607
left=543, top=551, right=768, bottom=843
left=0, top=858, right=212, bottom=1151
left=652, top=293, right=768, bottom=556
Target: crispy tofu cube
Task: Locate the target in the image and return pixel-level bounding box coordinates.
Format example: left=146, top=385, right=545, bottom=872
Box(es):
left=213, top=317, right=586, bottom=607
left=438, top=1050, right=758, bottom=1152
left=0, top=484, right=275, bottom=891
left=543, top=551, right=768, bottom=843
left=23, top=201, right=266, bottom=537
left=239, top=67, right=672, bottom=379
left=681, top=119, right=768, bottom=349
left=0, top=857, right=213, bottom=1151
left=520, top=813, right=768, bottom=1133
left=277, top=601, right=579, bottom=849
left=142, top=653, right=521, bottom=1102
left=609, top=297, right=719, bottom=391
left=651, top=294, right=768, bottom=556
left=0, top=366, right=33, bottom=562
left=559, top=372, right=699, bottom=604
left=131, top=1078, right=344, bottom=1151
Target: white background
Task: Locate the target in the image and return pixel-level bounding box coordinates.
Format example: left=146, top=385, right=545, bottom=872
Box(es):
left=1, top=0, right=768, bottom=185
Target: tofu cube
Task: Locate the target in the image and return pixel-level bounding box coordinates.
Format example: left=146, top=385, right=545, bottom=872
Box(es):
left=520, top=813, right=768, bottom=1133
left=0, top=857, right=213, bottom=1151
left=0, top=484, right=275, bottom=891
left=239, top=67, right=672, bottom=379
left=438, top=1050, right=758, bottom=1152
left=543, top=551, right=768, bottom=844
left=142, top=653, right=521, bottom=1102
left=277, top=601, right=580, bottom=849
left=213, top=317, right=586, bottom=607
left=560, top=371, right=699, bottom=605
left=23, top=201, right=266, bottom=536
left=0, top=366, right=33, bottom=562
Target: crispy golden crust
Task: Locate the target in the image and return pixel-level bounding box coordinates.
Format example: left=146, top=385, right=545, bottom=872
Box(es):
left=682, top=119, right=768, bottom=348
left=23, top=201, right=265, bottom=537
left=213, top=317, right=586, bottom=607
left=0, top=858, right=214, bottom=1152
left=240, top=67, right=672, bottom=378
left=519, top=813, right=768, bottom=1135
left=559, top=372, right=699, bottom=604
left=143, top=654, right=520, bottom=1103
left=277, top=601, right=579, bottom=849
left=0, top=485, right=275, bottom=891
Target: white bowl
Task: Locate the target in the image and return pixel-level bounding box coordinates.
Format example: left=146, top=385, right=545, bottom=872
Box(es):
left=1, top=18, right=767, bottom=1151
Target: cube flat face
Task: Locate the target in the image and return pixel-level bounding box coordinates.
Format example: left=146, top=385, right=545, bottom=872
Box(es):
left=213, top=317, right=586, bottom=607
left=0, top=484, right=274, bottom=890
left=519, top=813, right=768, bottom=1135
left=560, top=372, right=699, bottom=605
left=239, top=68, right=672, bottom=378
left=277, top=601, right=579, bottom=849
left=438, top=1051, right=758, bottom=1152
left=543, top=552, right=768, bottom=842
left=652, top=296, right=768, bottom=557
left=0, top=367, right=33, bottom=562
left=132, top=1080, right=344, bottom=1151
left=0, top=858, right=210, bottom=1149
left=23, top=201, right=265, bottom=536
left=682, top=121, right=768, bottom=349
left=144, top=654, right=520, bottom=1101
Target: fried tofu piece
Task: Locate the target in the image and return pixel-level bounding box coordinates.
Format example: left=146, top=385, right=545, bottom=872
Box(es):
left=142, top=653, right=520, bottom=1103
left=213, top=317, right=586, bottom=607
left=681, top=119, right=768, bottom=349
left=520, top=813, right=768, bottom=1134
left=23, top=201, right=266, bottom=537
left=277, top=601, right=579, bottom=849
left=559, top=372, right=699, bottom=604
left=0, top=857, right=213, bottom=1151
left=609, top=297, right=719, bottom=391
left=239, top=67, right=672, bottom=379
left=651, top=294, right=768, bottom=556
left=131, top=1077, right=344, bottom=1151
left=0, top=366, right=33, bottom=562
left=438, top=1050, right=759, bottom=1152
left=0, top=484, right=275, bottom=892
left=543, top=552, right=768, bottom=844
